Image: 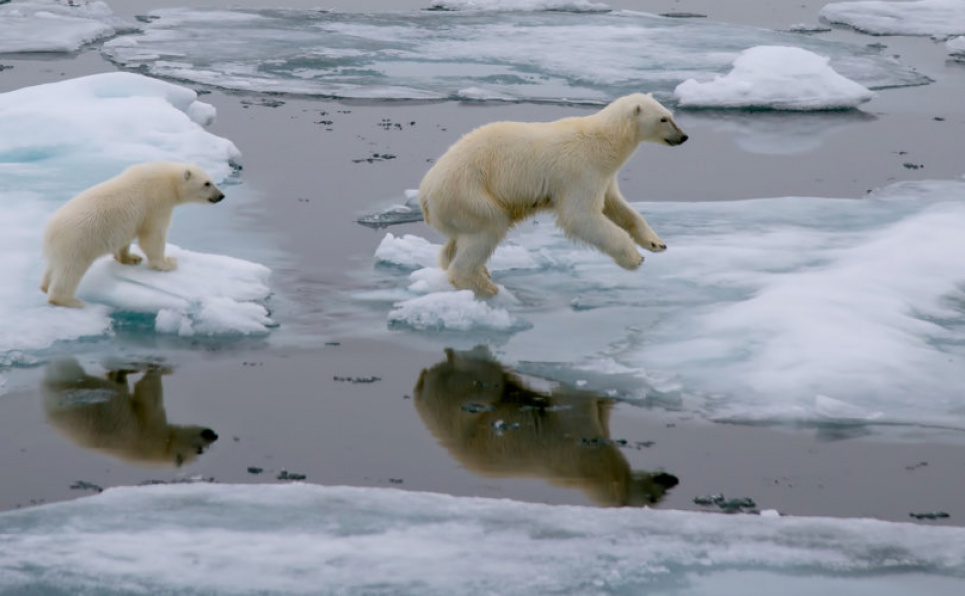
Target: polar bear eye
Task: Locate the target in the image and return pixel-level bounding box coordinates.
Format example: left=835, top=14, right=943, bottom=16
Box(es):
left=204, top=181, right=211, bottom=187
left=660, top=117, right=669, bottom=123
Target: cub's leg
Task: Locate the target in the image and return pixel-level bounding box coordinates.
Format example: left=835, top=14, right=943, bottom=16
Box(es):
left=46, top=259, right=94, bottom=308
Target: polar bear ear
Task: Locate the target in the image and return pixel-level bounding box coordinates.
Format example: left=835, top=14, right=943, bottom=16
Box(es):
left=183, top=168, right=193, bottom=182
left=633, top=104, right=642, bottom=115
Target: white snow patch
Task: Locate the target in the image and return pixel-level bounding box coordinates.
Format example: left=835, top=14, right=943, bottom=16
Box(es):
left=674, top=45, right=875, bottom=110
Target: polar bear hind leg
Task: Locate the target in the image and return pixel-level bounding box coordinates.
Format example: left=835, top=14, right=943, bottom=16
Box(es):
left=447, top=231, right=502, bottom=298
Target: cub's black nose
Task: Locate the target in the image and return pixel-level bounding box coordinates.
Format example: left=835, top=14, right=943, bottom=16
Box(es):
left=679, top=134, right=689, bottom=144
left=210, top=192, right=225, bottom=203
left=201, top=428, right=219, bottom=442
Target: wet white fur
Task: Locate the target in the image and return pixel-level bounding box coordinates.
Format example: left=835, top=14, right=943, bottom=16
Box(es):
left=418, top=93, right=687, bottom=298
left=41, top=161, right=224, bottom=308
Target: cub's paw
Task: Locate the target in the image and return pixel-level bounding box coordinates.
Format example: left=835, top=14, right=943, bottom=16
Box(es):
left=116, top=253, right=143, bottom=265
left=150, top=257, right=178, bottom=271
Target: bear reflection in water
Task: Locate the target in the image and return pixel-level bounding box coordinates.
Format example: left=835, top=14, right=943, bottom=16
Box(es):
left=414, top=347, right=679, bottom=507
left=41, top=358, right=218, bottom=467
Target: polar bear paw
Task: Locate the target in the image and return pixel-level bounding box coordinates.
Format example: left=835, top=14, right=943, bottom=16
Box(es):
left=615, top=248, right=644, bottom=270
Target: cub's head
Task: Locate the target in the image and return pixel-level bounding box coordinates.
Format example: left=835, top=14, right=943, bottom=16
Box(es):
left=169, top=425, right=219, bottom=467
left=180, top=164, right=226, bottom=204
left=615, top=93, right=688, bottom=147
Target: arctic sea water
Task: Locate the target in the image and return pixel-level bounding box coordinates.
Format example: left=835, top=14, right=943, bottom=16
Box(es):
left=2, top=1, right=965, bottom=594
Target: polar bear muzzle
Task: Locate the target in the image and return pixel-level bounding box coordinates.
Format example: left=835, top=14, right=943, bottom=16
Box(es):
left=209, top=191, right=225, bottom=203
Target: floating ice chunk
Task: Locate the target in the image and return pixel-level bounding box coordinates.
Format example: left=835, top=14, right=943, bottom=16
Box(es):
left=0, top=0, right=134, bottom=54
left=78, top=245, right=273, bottom=337
left=375, top=234, right=437, bottom=270
left=2, top=483, right=965, bottom=595
left=101, top=8, right=928, bottom=104
left=357, top=191, right=424, bottom=229
left=674, top=46, right=876, bottom=110
left=949, top=36, right=965, bottom=60
left=388, top=290, right=523, bottom=332
left=424, top=0, right=612, bottom=12
left=820, top=0, right=965, bottom=37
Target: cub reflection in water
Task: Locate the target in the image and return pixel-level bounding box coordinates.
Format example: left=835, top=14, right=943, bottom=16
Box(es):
left=414, top=347, right=679, bottom=507
left=42, top=358, right=218, bottom=467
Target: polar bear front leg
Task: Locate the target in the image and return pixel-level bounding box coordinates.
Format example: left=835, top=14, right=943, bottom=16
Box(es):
left=557, top=198, right=643, bottom=270
left=603, top=180, right=666, bottom=253
left=114, top=244, right=143, bottom=266
left=139, top=224, right=177, bottom=272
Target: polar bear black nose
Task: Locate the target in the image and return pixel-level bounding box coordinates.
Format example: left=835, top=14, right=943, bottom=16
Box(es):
left=679, top=134, right=689, bottom=144
left=201, top=428, right=218, bottom=441
left=209, top=192, right=225, bottom=204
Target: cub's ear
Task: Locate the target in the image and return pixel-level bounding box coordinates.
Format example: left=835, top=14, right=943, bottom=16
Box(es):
left=183, top=168, right=193, bottom=181
left=646, top=92, right=654, bottom=97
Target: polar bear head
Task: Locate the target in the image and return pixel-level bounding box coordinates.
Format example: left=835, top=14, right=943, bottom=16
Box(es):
left=606, top=93, right=688, bottom=147
left=180, top=163, right=226, bottom=204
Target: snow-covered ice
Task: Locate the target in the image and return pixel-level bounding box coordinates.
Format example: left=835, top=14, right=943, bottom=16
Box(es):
left=820, top=0, right=965, bottom=38
left=674, top=46, right=876, bottom=110
left=0, top=0, right=134, bottom=53
left=100, top=6, right=928, bottom=105
left=362, top=180, right=965, bottom=433
left=0, top=72, right=272, bottom=367
left=1, top=483, right=964, bottom=595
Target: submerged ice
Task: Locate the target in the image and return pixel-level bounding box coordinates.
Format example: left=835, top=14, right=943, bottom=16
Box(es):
left=100, top=6, right=928, bottom=106
left=820, top=0, right=965, bottom=38
left=0, top=73, right=272, bottom=367
left=1, top=483, right=964, bottom=595
left=0, top=0, right=133, bottom=53
left=364, top=180, right=965, bottom=432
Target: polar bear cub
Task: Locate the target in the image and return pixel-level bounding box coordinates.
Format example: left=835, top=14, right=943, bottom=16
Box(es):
left=41, top=161, right=226, bottom=308
left=418, top=93, right=688, bottom=297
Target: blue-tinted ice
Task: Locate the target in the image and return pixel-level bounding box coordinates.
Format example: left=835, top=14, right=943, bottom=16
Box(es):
left=101, top=7, right=929, bottom=105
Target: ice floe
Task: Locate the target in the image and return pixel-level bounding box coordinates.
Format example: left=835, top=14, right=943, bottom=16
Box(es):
left=363, top=180, right=965, bottom=433
left=425, top=0, right=612, bottom=11
left=674, top=45, right=875, bottom=110
left=100, top=7, right=928, bottom=105
left=820, top=0, right=965, bottom=38
left=1, top=483, right=964, bottom=595
left=0, top=72, right=271, bottom=367
left=0, top=0, right=134, bottom=53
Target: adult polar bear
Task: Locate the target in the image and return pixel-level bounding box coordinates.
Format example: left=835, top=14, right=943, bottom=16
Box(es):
left=419, top=93, right=688, bottom=297
left=41, top=161, right=225, bottom=308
